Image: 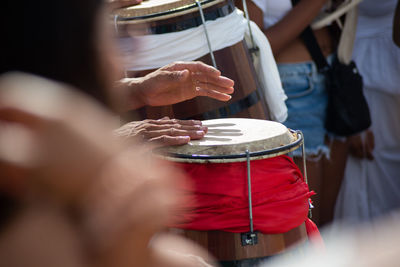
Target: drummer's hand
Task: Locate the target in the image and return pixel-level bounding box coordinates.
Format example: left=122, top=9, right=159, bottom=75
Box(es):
left=115, top=117, right=207, bottom=146
left=107, top=0, right=142, bottom=10
left=119, top=61, right=234, bottom=110
left=347, top=130, right=374, bottom=160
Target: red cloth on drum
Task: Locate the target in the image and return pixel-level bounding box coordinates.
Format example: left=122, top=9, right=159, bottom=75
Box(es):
left=305, top=218, right=324, bottom=248
left=172, top=155, right=315, bottom=234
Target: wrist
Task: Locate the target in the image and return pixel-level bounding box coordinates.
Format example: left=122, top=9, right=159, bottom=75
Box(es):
left=117, top=78, right=147, bottom=110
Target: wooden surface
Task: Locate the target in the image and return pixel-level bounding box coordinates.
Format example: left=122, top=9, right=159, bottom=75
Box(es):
left=178, top=223, right=307, bottom=261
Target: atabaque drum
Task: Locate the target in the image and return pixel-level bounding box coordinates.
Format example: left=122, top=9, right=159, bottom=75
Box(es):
left=156, top=118, right=314, bottom=261
left=113, top=0, right=270, bottom=120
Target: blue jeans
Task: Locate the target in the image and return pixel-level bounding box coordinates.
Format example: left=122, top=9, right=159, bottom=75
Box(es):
left=278, top=56, right=334, bottom=156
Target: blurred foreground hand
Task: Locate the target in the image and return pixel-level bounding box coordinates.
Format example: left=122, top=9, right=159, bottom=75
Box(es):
left=0, top=73, right=216, bottom=267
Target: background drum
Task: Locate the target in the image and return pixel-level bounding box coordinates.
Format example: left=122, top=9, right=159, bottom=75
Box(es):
left=113, top=0, right=270, bottom=121
left=156, top=118, right=312, bottom=262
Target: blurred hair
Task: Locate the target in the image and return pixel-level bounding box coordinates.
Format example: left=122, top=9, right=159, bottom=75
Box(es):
left=0, top=0, right=108, bottom=228
left=0, top=0, right=109, bottom=105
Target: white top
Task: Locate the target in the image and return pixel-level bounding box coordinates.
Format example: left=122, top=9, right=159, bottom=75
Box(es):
left=356, top=0, right=396, bottom=38
left=352, top=0, right=400, bottom=95
left=250, top=0, right=342, bottom=30
left=251, top=0, right=292, bottom=28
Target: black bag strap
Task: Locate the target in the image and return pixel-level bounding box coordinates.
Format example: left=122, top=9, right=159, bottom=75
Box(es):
left=291, top=0, right=330, bottom=72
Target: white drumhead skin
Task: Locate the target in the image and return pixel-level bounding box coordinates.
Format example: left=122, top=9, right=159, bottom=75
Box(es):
left=113, top=0, right=225, bottom=23
left=159, top=118, right=296, bottom=157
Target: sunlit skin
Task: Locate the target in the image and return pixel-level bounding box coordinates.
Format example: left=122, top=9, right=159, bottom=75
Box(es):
left=121, top=61, right=234, bottom=109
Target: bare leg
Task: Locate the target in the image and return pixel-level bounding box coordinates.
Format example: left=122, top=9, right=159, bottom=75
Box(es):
left=320, top=138, right=348, bottom=226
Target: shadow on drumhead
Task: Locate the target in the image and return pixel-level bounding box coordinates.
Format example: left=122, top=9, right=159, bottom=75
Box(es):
left=207, top=129, right=243, bottom=137
left=200, top=137, right=233, bottom=142
left=204, top=123, right=236, bottom=128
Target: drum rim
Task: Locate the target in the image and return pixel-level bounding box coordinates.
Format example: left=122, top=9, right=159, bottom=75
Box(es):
left=157, top=130, right=304, bottom=163
left=115, top=0, right=218, bottom=22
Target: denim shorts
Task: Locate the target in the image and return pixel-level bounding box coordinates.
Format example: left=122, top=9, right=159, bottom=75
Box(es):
left=278, top=56, right=334, bottom=157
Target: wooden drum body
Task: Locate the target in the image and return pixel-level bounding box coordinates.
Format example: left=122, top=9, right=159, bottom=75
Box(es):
left=114, top=0, right=270, bottom=120
left=180, top=225, right=307, bottom=261
left=158, top=118, right=311, bottom=261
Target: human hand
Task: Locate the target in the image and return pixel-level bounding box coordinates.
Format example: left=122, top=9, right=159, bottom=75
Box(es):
left=347, top=130, right=374, bottom=160
left=121, top=61, right=234, bottom=109
left=115, top=117, right=207, bottom=146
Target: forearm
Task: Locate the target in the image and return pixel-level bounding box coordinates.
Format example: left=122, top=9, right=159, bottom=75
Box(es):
left=115, top=77, right=146, bottom=111
left=261, top=0, right=328, bottom=55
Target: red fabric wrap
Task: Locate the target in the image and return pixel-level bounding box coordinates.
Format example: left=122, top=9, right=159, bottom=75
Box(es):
left=173, top=155, right=314, bottom=234
left=305, top=218, right=324, bottom=248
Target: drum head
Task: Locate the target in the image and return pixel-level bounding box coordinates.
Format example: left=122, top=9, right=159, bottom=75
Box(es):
left=156, top=118, right=303, bottom=163
left=113, top=0, right=224, bottom=23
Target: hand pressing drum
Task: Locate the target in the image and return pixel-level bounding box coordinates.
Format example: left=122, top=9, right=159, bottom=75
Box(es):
left=115, top=117, right=208, bottom=146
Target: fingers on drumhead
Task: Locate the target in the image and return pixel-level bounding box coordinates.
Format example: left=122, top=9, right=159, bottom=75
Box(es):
left=149, top=135, right=190, bottom=146
left=144, top=124, right=206, bottom=132
left=145, top=128, right=205, bottom=139
left=153, top=118, right=202, bottom=126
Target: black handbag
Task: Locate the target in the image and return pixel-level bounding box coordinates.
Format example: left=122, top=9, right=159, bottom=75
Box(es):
left=324, top=57, right=371, bottom=136
left=292, top=0, right=371, bottom=136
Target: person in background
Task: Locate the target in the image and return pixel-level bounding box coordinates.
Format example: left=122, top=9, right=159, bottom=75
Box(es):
left=243, top=0, right=348, bottom=226
left=334, top=0, right=400, bottom=226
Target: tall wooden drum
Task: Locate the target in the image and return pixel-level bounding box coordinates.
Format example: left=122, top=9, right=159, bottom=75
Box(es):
left=113, top=0, right=270, bottom=120
left=156, top=118, right=313, bottom=262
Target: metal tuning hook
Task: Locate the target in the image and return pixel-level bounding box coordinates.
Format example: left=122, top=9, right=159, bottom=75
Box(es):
left=196, top=0, right=217, bottom=68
